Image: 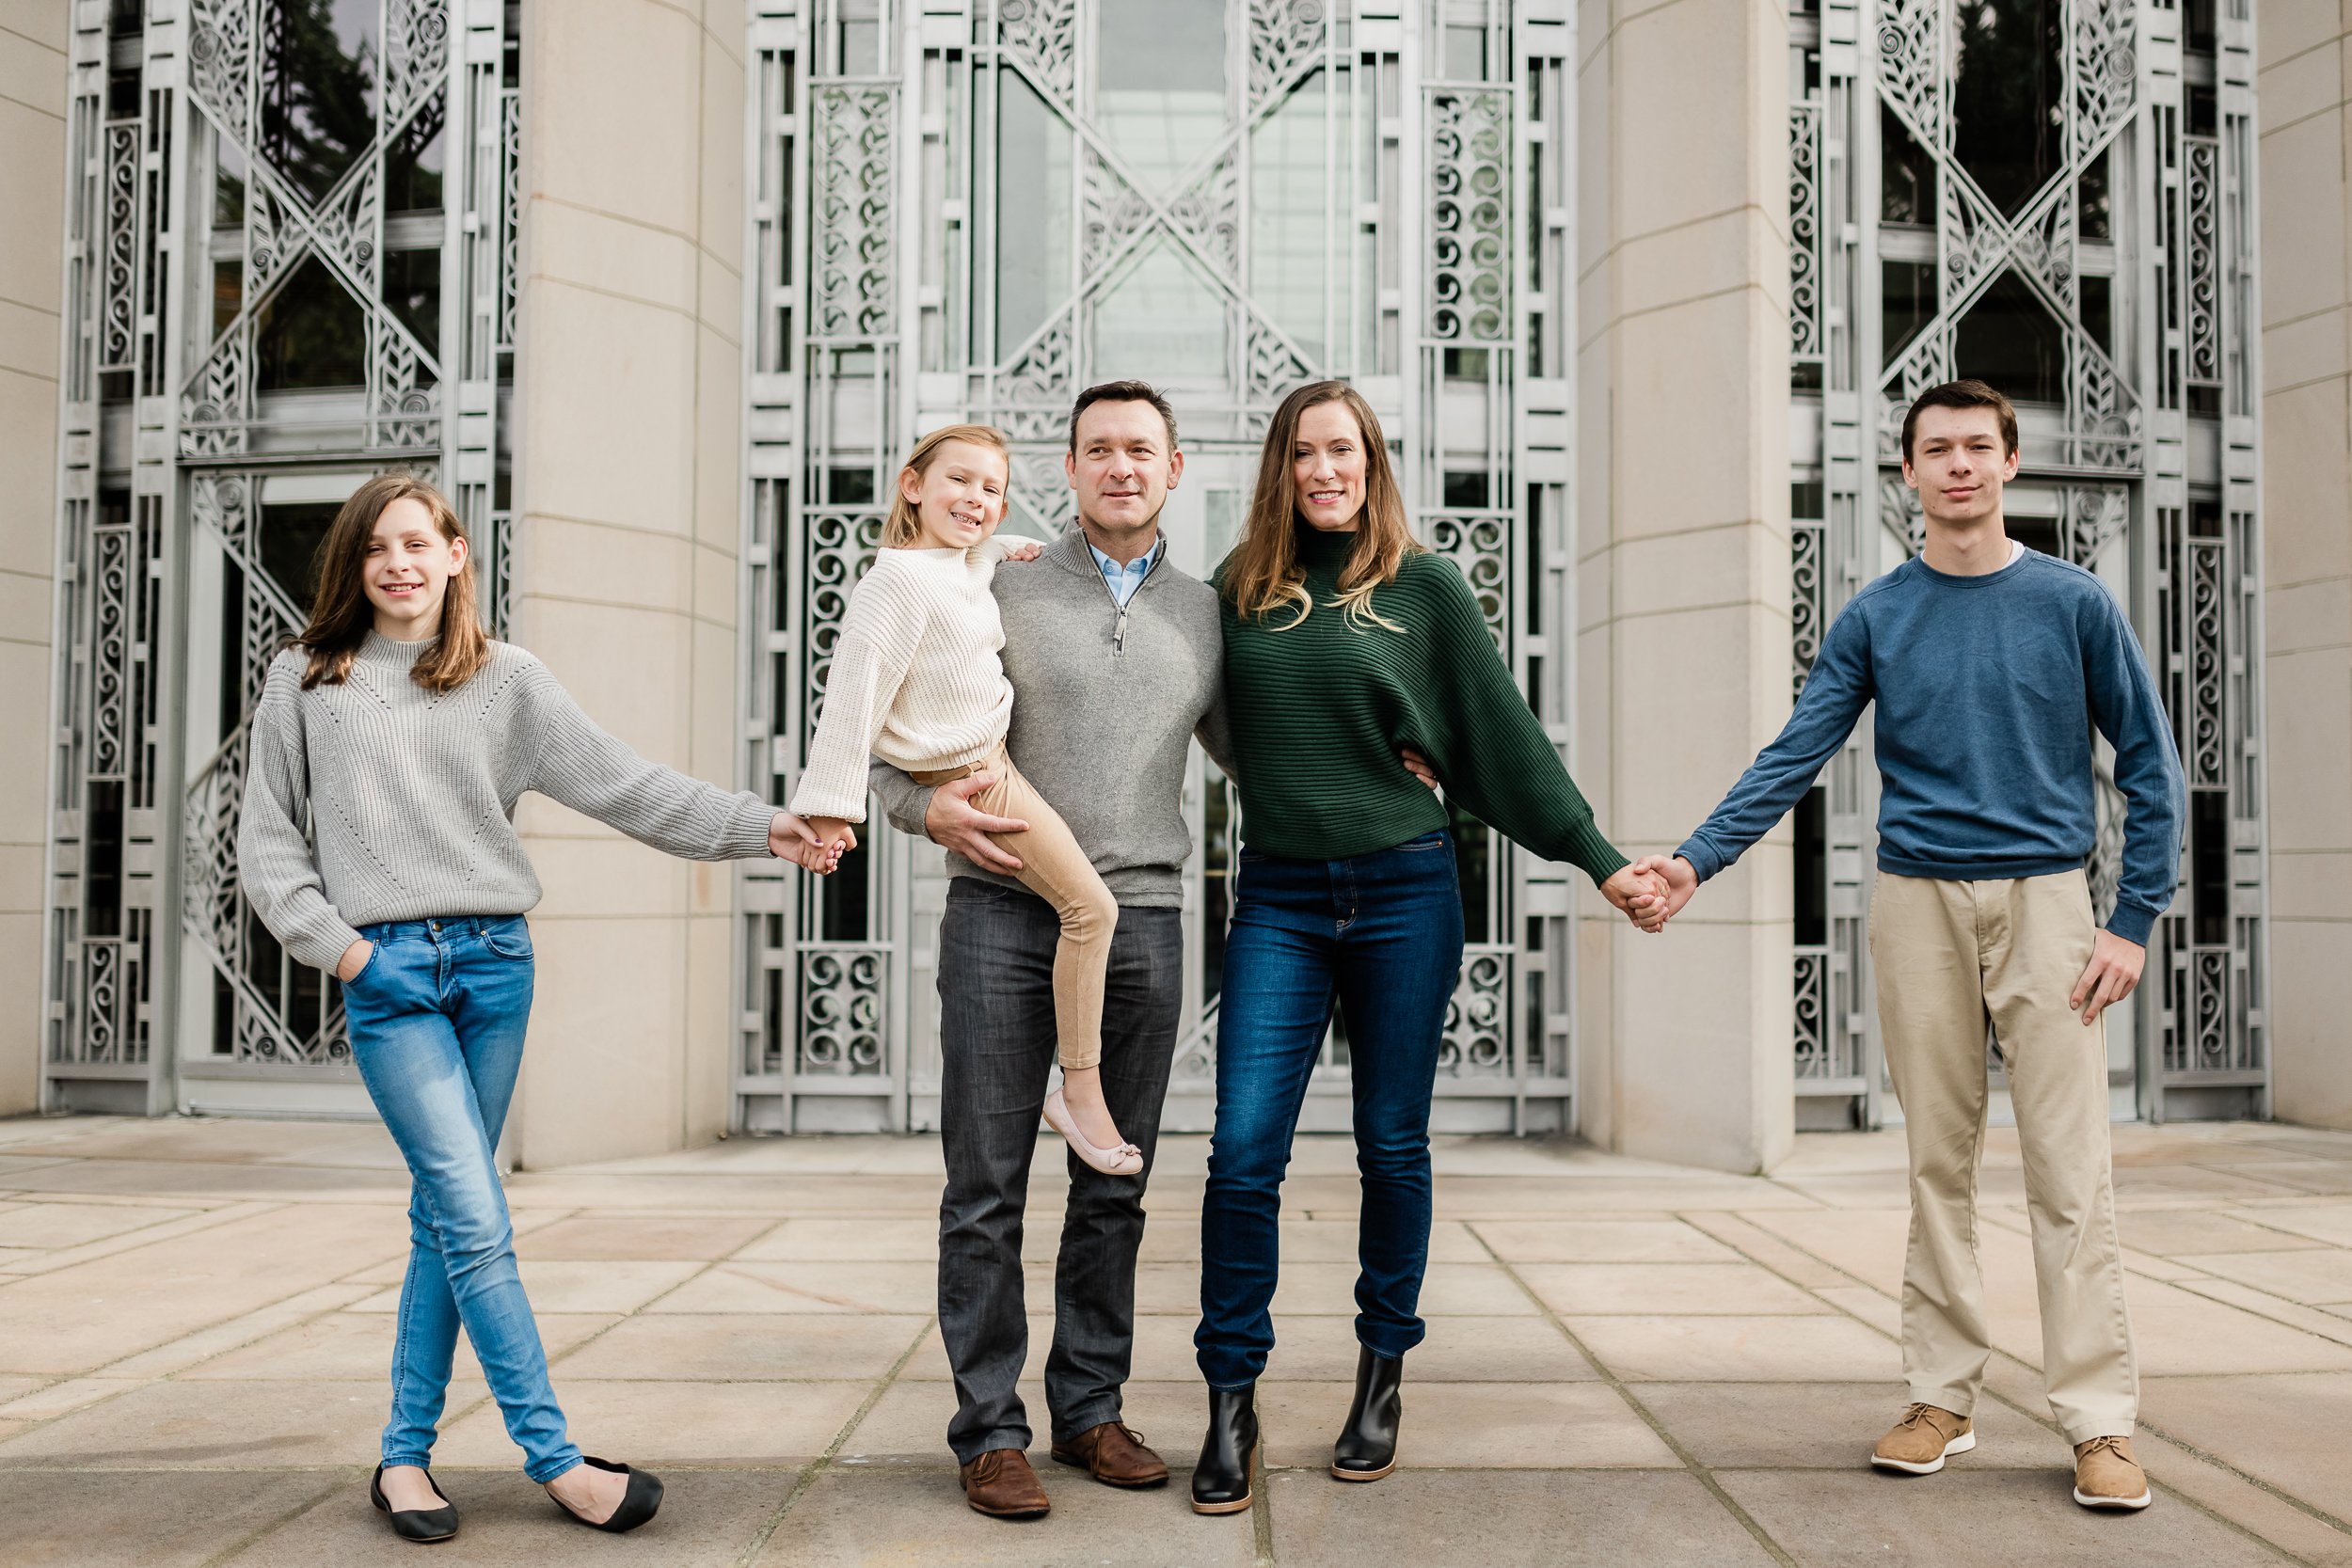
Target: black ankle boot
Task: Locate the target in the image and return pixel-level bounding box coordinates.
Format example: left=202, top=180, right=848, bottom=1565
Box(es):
left=1190, top=1384, right=1259, bottom=1514
left=1331, top=1346, right=1403, bottom=1481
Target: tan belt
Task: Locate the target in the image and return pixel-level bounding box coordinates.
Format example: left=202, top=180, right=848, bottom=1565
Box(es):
left=910, top=757, right=992, bottom=786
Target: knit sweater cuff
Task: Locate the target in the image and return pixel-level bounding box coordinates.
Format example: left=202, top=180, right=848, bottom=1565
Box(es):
left=725, top=796, right=783, bottom=859
left=289, top=909, right=368, bottom=974
left=2105, top=899, right=2160, bottom=948
left=1563, top=816, right=1629, bottom=886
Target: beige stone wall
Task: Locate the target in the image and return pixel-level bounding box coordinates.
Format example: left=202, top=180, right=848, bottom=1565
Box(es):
left=1574, top=0, right=1795, bottom=1173
left=507, top=0, right=751, bottom=1166
left=2259, top=3, right=2352, bottom=1130
left=0, top=8, right=68, bottom=1116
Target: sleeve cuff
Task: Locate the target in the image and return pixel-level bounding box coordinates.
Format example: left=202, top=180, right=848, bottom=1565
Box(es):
left=2105, top=901, right=2159, bottom=947
left=290, top=914, right=367, bottom=974
left=1677, top=837, right=1726, bottom=883
left=1562, top=816, right=1629, bottom=886
left=726, top=796, right=781, bottom=859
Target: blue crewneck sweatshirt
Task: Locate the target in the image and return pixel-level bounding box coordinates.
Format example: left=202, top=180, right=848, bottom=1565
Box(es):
left=1677, top=547, right=2185, bottom=945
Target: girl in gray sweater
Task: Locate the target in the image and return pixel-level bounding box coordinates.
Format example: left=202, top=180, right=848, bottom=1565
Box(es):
left=236, top=473, right=821, bottom=1541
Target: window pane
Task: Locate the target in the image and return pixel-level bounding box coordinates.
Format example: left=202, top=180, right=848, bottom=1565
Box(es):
left=255, top=255, right=366, bottom=390
left=995, top=71, right=1072, bottom=358
left=1881, top=103, right=1936, bottom=226
left=384, top=247, right=441, bottom=358
left=1952, top=0, right=2061, bottom=217
left=260, top=0, right=381, bottom=203
left=1954, top=269, right=2065, bottom=404
left=1096, top=0, right=1226, bottom=193
left=1882, top=259, right=1936, bottom=365
left=1093, top=241, right=1225, bottom=383
left=260, top=499, right=343, bottom=611
left=387, top=103, right=446, bottom=215
left=1249, top=70, right=1339, bottom=364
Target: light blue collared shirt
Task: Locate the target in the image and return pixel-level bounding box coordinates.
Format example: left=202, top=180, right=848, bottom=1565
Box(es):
left=1089, top=537, right=1164, bottom=608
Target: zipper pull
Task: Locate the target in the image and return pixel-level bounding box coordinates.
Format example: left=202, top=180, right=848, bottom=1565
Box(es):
left=1115, top=608, right=1128, bottom=653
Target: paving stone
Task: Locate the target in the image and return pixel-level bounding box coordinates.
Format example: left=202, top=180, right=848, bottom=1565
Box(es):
left=2226, top=1204, right=2352, bottom=1247
left=647, top=1259, right=938, bottom=1314
left=1519, top=1261, right=1836, bottom=1315
left=1719, top=1466, right=2299, bottom=1566
left=0, top=1377, right=388, bottom=1468
left=348, top=1259, right=704, bottom=1315
left=2172, top=1248, right=2352, bottom=1305
left=8, top=1467, right=342, bottom=1567
left=2141, top=1371, right=2352, bottom=1521
left=2119, top=1209, right=2331, bottom=1256
left=841, top=1377, right=1205, bottom=1464
left=751, top=1462, right=1257, bottom=1567
left=1634, top=1381, right=2067, bottom=1469
left=1267, top=1469, right=1784, bottom=1567
left=1565, top=1314, right=1901, bottom=1383
left=554, top=1311, right=928, bottom=1381
left=0, top=1200, right=205, bottom=1249
left=1471, top=1218, right=1745, bottom=1263
left=516, top=1211, right=781, bottom=1261
left=221, top=1466, right=799, bottom=1566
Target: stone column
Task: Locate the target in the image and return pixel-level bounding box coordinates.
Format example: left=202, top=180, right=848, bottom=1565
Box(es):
left=1574, top=0, right=1795, bottom=1172
left=508, top=0, right=750, bottom=1166
left=0, top=12, right=68, bottom=1116
left=2258, top=5, right=2352, bottom=1130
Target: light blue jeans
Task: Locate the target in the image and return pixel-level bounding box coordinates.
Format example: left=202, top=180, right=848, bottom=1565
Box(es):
left=342, top=915, right=580, bottom=1483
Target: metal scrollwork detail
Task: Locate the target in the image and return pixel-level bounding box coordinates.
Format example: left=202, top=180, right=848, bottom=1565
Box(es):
left=811, top=86, right=896, bottom=341
left=1248, top=0, right=1325, bottom=109
left=1789, top=106, right=1821, bottom=360
left=1000, top=0, right=1079, bottom=102
left=1428, top=515, right=1509, bottom=649
left=1793, top=950, right=1832, bottom=1079
left=1428, top=89, right=1510, bottom=342
left=803, top=511, right=886, bottom=733
left=798, top=947, right=888, bottom=1075
left=1438, top=948, right=1511, bottom=1076
left=1791, top=522, right=1825, bottom=698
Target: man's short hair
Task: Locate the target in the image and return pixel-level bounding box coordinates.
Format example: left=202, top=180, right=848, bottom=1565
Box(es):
left=1901, top=378, right=2019, bottom=462
left=1069, top=380, right=1179, bottom=453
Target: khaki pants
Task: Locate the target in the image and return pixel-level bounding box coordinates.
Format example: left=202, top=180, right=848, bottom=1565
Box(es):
left=1868, top=869, right=2137, bottom=1443
left=916, top=745, right=1118, bottom=1071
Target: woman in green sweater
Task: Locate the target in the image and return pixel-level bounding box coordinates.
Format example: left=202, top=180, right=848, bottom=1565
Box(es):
left=1188, top=381, right=1663, bottom=1513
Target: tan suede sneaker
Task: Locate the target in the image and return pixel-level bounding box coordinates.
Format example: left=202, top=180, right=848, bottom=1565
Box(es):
left=2073, top=1434, right=2153, bottom=1510
left=1870, top=1403, right=1976, bottom=1474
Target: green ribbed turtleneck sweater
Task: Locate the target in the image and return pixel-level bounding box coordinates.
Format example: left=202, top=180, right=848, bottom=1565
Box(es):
left=1216, top=524, right=1629, bottom=883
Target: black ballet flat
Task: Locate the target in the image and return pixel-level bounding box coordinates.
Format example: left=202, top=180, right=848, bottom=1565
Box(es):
left=552, top=1455, right=665, bottom=1533
left=371, top=1463, right=460, bottom=1544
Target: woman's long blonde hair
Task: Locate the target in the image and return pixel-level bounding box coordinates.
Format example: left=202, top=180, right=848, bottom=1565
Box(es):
left=296, top=472, right=492, bottom=693
left=1222, top=380, right=1419, bottom=631
left=884, top=423, right=1012, bottom=546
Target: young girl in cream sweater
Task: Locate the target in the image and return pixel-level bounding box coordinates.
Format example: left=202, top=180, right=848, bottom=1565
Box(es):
left=791, top=424, right=1139, bottom=1175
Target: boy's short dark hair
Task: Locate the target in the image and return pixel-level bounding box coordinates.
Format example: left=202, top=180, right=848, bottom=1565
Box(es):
left=1069, top=380, right=1179, bottom=453
left=1901, top=378, right=2019, bottom=462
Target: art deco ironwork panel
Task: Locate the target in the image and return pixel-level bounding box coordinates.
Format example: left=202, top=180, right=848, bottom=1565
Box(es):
left=1788, top=0, right=2265, bottom=1124
left=46, top=0, right=519, bottom=1107
left=740, top=0, right=1580, bottom=1133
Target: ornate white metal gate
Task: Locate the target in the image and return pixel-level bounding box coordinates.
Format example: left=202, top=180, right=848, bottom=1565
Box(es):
left=736, top=0, right=1581, bottom=1133
left=43, top=0, right=518, bottom=1117
left=1786, top=0, right=2265, bottom=1126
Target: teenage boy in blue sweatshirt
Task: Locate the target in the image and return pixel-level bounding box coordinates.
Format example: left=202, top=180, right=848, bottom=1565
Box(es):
left=1634, top=380, right=2185, bottom=1511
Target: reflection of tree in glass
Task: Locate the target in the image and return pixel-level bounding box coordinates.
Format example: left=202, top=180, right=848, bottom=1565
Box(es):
left=256, top=256, right=366, bottom=389
left=387, top=100, right=447, bottom=214
left=1952, top=0, right=2062, bottom=217
left=260, top=0, right=380, bottom=203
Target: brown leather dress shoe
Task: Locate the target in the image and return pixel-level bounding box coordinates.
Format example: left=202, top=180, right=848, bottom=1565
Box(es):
left=1050, top=1421, right=1170, bottom=1488
left=959, top=1449, right=1050, bottom=1518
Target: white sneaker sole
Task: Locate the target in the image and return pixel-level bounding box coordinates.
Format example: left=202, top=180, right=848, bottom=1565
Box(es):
left=1870, top=1429, right=1975, bottom=1475
left=2073, top=1484, right=2153, bottom=1511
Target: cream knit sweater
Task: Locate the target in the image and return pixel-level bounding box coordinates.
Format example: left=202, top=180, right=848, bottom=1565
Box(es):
left=789, top=539, right=1019, bottom=821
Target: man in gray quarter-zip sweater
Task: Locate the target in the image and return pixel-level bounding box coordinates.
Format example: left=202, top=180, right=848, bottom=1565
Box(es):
left=866, top=386, right=1226, bottom=1514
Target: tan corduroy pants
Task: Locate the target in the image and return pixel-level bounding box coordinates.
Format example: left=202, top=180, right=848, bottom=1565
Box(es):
left=1868, top=869, right=2137, bottom=1443
left=914, top=744, right=1118, bottom=1071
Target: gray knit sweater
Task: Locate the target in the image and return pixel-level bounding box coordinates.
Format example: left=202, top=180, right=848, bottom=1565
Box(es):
left=238, top=632, right=778, bottom=972
left=867, top=528, right=1231, bottom=907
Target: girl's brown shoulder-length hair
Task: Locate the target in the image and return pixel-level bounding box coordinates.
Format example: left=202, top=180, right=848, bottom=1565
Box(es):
left=1222, top=379, right=1420, bottom=632
left=295, top=472, right=494, bottom=693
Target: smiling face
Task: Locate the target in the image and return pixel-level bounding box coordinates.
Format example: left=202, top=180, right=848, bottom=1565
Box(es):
left=364, top=496, right=469, bottom=641
left=1292, top=399, right=1368, bottom=531
left=901, top=439, right=1009, bottom=551
left=1903, top=404, right=2019, bottom=528
left=1067, top=399, right=1183, bottom=553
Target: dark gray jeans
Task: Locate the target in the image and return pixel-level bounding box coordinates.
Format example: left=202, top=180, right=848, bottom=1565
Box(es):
left=936, top=879, right=1183, bottom=1463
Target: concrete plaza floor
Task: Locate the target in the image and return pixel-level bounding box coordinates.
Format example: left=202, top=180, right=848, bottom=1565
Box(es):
left=2, top=1117, right=2351, bottom=1566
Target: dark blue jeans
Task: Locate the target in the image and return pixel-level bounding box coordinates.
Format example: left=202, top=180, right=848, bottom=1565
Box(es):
left=342, top=915, right=580, bottom=1483
left=1196, top=832, right=1466, bottom=1389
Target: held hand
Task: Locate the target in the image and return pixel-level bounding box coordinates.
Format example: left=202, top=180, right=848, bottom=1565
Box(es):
left=999, top=538, right=1045, bottom=562
left=1628, top=854, right=1701, bottom=927
left=769, top=811, right=822, bottom=858
left=922, top=773, right=1030, bottom=873
left=1400, top=746, right=1439, bottom=793
left=800, top=816, right=858, bottom=877
left=335, top=938, right=374, bottom=983
left=1601, top=865, right=1673, bottom=934
left=2071, top=929, right=2145, bottom=1025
